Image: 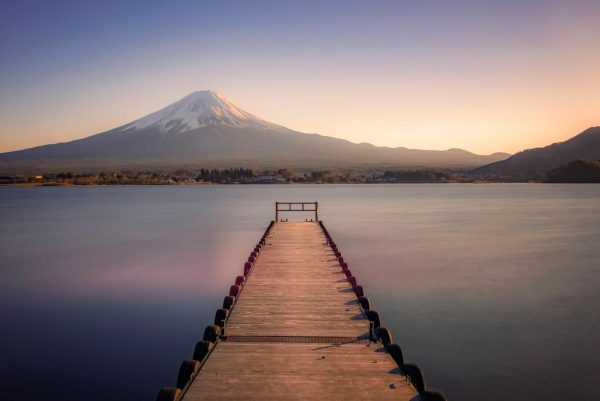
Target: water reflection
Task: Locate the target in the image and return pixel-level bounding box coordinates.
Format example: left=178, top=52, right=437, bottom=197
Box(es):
left=0, top=184, right=598, bottom=401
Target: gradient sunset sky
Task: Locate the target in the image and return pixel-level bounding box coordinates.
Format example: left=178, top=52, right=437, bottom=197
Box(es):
left=1, top=0, right=598, bottom=154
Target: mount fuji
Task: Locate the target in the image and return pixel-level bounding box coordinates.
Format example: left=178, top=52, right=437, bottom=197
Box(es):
left=0, top=91, right=509, bottom=173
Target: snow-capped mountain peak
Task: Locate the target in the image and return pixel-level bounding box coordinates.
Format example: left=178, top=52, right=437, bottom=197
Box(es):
left=125, top=90, right=276, bottom=133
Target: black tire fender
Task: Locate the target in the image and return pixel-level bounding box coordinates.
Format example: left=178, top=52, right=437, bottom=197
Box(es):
left=229, top=284, right=240, bottom=297
left=155, top=387, right=181, bottom=401
left=243, top=262, right=252, bottom=276
left=384, top=343, right=404, bottom=366
left=176, top=360, right=200, bottom=389
left=401, top=363, right=425, bottom=393
left=357, top=296, right=370, bottom=310
left=374, top=326, right=393, bottom=345
left=192, top=340, right=213, bottom=362
left=222, top=295, right=235, bottom=310
left=202, top=325, right=221, bottom=343
left=365, top=310, right=381, bottom=328
left=213, top=308, right=229, bottom=327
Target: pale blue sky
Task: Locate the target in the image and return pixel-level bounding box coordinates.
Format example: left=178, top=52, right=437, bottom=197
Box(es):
left=1, top=0, right=599, bottom=154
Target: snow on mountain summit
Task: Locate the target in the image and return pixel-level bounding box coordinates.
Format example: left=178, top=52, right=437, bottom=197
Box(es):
left=125, top=90, right=277, bottom=134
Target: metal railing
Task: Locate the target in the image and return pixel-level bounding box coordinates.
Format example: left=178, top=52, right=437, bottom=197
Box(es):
left=275, top=202, right=318, bottom=221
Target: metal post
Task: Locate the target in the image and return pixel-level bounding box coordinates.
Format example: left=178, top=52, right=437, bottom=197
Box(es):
left=315, top=202, right=319, bottom=221
left=275, top=202, right=279, bottom=222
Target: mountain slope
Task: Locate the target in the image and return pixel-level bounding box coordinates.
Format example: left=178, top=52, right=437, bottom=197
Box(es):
left=472, top=127, right=600, bottom=180
left=544, top=159, right=600, bottom=183
left=0, top=91, right=510, bottom=173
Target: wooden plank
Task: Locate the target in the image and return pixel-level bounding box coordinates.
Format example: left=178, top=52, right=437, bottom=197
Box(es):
left=226, top=222, right=365, bottom=338
left=182, top=222, right=416, bottom=401
left=183, top=342, right=416, bottom=401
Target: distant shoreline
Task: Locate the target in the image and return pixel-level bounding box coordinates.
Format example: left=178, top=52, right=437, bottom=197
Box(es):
left=2, top=181, right=590, bottom=187
left=3, top=164, right=598, bottom=185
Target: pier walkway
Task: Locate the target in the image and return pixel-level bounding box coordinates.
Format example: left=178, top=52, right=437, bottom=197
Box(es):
left=156, top=203, right=446, bottom=401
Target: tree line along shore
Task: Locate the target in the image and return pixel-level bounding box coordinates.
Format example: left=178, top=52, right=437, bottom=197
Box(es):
left=2, top=161, right=599, bottom=186
left=0, top=168, right=476, bottom=185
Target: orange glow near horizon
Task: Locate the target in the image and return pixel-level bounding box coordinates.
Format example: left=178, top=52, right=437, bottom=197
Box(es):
left=1, top=1, right=598, bottom=155
left=2, top=76, right=597, bottom=155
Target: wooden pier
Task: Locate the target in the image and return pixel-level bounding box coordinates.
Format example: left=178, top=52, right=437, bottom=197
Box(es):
left=157, top=203, right=446, bottom=401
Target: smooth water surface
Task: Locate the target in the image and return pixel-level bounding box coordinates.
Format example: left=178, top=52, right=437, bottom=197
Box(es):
left=1, top=184, right=599, bottom=401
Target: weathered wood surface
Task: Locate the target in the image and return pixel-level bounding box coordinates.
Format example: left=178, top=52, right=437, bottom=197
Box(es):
left=182, top=222, right=417, bottom=401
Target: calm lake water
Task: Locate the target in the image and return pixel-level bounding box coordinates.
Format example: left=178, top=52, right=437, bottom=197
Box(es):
left=1, top=184, right=599, bottom=401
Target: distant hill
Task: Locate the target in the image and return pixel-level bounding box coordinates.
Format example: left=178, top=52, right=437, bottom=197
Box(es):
left=544, top=159, right=600, bottom=183
left=472, top=127, right=600, bottom=181
left=0, top=91, right=509, bottom=174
